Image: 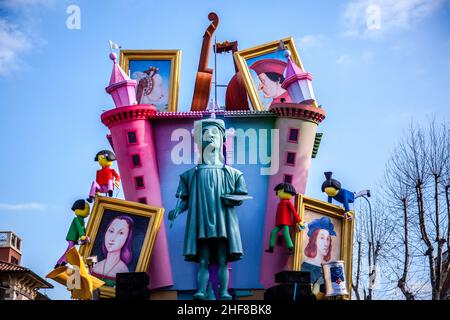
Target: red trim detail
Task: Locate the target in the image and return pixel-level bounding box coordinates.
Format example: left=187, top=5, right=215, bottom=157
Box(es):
left=269, top=101, right=326, bottom=124
left=101, top=104, right=157, bottom=129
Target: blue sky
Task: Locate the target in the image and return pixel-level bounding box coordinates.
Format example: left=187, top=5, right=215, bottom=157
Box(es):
left=0, top=0, right=449, bottom=299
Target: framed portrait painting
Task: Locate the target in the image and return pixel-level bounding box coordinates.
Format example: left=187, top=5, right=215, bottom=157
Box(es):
left=292, top=194, right=354, bottom=300
left=234, top=37, right=304, bottom=111
left=120, top=50, right=181, bottom=112
left=79, top=196, right=164, bottom=298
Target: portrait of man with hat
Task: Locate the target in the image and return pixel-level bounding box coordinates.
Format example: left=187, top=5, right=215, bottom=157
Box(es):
left=249, top=58, right=292, bottom=109
left=301, top=216, right=337, bottom=297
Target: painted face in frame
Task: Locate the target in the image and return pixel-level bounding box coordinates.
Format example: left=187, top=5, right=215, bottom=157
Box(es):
left=257, top=73, right=281, bottom=99
left=104, top=218, right=130, bottom=253
left=317, top=229, right=331, bottom=258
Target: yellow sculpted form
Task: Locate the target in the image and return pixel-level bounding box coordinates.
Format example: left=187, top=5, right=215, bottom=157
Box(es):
left=46, top=247, right=104, bottom=300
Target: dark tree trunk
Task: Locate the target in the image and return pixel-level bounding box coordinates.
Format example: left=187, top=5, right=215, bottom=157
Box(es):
left=434, top=175, right=443, bottom=299
left=353, top=240, right=362, bottom=300
left=441, top=185, right=450, bottom=300
left=397, top=198, right=415, bottom=300
left=416, top=182, right=438, bottom=299
left=367, top=241, right=373, bottom=300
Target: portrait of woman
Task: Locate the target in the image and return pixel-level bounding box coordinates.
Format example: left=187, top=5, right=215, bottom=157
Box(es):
left=91, top=215, right=134, bottom=287
left=79, top=197, right=162, bottom=297
left=301, top=216, right=337, bottom=286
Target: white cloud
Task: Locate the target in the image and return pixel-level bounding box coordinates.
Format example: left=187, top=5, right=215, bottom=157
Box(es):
left=337, top=54, right=352, bottom=64
left=336, top=51, right=376, bottom=66
left=1, top=0, right=54, bottom=10
left=0, top=202, right=45, bottom=211
left=362, top=51, right=375, bottom=60
left=0, top=0, right=52, bottom=76
left=298, top=34, right=328, bottom=48
left=341, top=0, right=447, bottom=39
left=0, top=19, right=32, bottom=75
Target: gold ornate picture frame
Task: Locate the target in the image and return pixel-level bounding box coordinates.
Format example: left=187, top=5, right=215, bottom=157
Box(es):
left=79, top=196, right=164, bottom=298
left=293, top=194, right=354, bottom=300
left=233, top=37, right=304, bottom=111
left=120, top=49, right=181, bottom=112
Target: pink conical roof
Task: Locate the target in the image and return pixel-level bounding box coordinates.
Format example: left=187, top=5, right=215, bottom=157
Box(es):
left=285, top=56, right=304, bottom=79
left=108, top=52, right=131, bottom=86
left=282, top=55, right=313, bottom=91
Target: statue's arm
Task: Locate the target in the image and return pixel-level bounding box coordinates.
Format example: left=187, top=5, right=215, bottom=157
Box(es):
left=223, top=173, right=248, bottom=207
left=169, top=176, right=189, bottom=221
left=234, top=173, right=248, bottom=195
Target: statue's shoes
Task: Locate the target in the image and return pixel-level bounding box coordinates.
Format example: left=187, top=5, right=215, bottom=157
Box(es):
left=219, top=291, right=232, bottom=300
left=193, top=290, right=208, bottom=300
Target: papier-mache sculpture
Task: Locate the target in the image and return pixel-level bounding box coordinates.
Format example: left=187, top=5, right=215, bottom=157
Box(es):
left=321, top=172, right=371, bottom=220
left=168, top=116, right=251, bottom=300
left=47, top=247, right=104, bottom=300
left=87, top=150, right=121, bottom=203
left=265, top=182, right=305, bottom=255
left=55, top=199, right=91, bottom=268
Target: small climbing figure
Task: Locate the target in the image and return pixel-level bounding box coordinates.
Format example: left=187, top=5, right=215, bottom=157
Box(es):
left=265, top=182, right=305, bottom=255
left=321, top=171, right=371, bottom=220
left=55, top=199, right=90, bottom=268
left=87, top=150, right=120, bottom=203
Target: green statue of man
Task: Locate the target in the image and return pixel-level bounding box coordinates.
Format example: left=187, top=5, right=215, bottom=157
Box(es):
left=168, top=118, right=248, bottom=300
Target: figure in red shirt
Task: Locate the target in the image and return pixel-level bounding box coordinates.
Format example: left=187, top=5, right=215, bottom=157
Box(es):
left=265, top=182, right=305, bottom=255
left=87, top=150, right=120, bottom=203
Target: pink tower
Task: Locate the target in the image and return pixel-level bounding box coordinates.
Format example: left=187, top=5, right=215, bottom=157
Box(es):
left=259, top=54, right=326, bottom=288
left=101, top=53, right=173, bottom=289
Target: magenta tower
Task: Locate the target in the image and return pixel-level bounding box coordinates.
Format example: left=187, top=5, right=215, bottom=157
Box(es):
left=259, top=56, right=326, bottom=288
left=100, top=53, right=173, bottom=289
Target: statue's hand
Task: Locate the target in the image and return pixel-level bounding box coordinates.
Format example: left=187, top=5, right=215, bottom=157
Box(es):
left=168, top=209, right=179, bottom=221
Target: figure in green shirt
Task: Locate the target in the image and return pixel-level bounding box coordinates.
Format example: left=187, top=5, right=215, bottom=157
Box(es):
left=169, top=117, right=249, bottom=300
left=55, top=199, right=91, bottom=268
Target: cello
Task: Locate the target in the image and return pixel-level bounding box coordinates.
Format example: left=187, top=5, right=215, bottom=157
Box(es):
left=191, top=12, right=219, bottom=111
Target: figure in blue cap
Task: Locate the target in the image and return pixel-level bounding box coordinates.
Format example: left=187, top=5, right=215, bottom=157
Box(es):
left=321, top=172, right=371, bottom=220
left=301, top=216, right=336, bottom=297
left=168, top=118, right=249, bottom=300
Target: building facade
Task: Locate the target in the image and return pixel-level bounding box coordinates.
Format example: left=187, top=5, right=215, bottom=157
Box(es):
left=0, top=231, right=52, bottom=300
